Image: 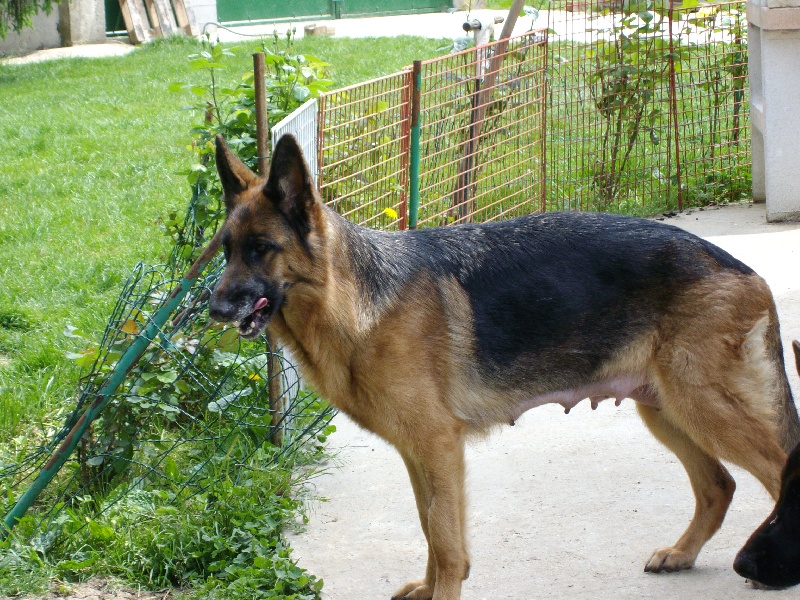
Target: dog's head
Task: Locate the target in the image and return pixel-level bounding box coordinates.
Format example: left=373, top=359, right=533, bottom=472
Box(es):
left=208, top=134, right=319, bottom=339
left=733, top=441, right=800, bottom=589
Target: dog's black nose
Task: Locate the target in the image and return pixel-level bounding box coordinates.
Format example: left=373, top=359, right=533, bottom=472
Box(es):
left=733, top=550, right=758, bottom=581
left=209, top=297, right=238, bottom=323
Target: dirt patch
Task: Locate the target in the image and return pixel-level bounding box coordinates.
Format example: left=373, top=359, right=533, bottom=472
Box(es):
left=1, top=579, right=174, bottom=600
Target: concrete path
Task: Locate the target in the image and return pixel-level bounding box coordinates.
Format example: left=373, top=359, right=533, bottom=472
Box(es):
left=0, top=40, right=135, bottom=64
left=287, top=202, right=800, bottom=600
left=211, top=9, right=539, bottom=43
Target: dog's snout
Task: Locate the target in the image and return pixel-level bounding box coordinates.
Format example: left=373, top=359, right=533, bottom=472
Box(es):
left=733, top=550, right=758, bottom=581
left=209, top=293, right=239, bottom=323
left=208, top=287, right=240, bottom=323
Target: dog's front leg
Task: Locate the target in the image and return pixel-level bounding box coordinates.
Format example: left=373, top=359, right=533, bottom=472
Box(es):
left=393, top=453, right=437, bottom=599
left=392, top=436, right=469, bottom=600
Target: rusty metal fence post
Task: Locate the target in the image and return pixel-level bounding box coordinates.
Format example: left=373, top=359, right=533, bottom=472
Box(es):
left=253, top=52, right=283, bottom=447
left=667, top=1, right=684, bottom=212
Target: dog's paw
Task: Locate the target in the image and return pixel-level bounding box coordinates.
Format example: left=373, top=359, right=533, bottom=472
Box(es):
left=391, top=579, right=433, bottom=600
left=644, top=547, right=696, bottom=573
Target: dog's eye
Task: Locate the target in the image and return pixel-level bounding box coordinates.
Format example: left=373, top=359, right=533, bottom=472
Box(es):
left=253, top=242, right=273, bottom=255
left=248, top=240, right=279, bottom=259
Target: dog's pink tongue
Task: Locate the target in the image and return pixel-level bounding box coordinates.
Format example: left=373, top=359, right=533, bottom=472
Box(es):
left=252, top=297, right=268, bottom=312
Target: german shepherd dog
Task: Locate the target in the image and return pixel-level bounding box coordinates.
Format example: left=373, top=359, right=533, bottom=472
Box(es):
left=209, top=134, right=800, bottom=600
left=734, top=341, right=800, bottom=589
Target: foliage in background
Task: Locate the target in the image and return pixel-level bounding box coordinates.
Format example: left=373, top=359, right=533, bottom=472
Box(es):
left=585, top=1, right=670, bottom=205
left=165, top=31, right=332, bottom=265
left=544, top=0, right=750, bottom=213
left=0, top=0, right=51, bottom=39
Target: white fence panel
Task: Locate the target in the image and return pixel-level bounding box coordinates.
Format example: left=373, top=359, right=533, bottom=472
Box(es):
left=271, top=98, right=319, bottom=185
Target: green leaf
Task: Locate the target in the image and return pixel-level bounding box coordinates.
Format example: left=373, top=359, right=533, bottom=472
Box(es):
left=63, top=324, right=88, bottom=339
left=217, top=327, right=240, bottom=351
left=156, top=370, right=179, bottom=384
left=66, top=349, right=98, bottom=368
left=292, top=85, right=310, bottom=102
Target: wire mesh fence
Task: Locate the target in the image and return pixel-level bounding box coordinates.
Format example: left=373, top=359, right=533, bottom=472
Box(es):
left=318, top=71, right=412, bottom=230
left=273, top=98, right=320, bottom=186
left=1, top=186, right=335, bottom=540
left=306, top=2, right=750, bottom=225
left=545, top=1, right=749, bottom=213
left=415, top=31, right=548, bottom=226
left=314, top=29, right=548, bottom=230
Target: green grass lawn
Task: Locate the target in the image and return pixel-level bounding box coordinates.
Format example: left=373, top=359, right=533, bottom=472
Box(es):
left=0, top=35, right=446, bottom=435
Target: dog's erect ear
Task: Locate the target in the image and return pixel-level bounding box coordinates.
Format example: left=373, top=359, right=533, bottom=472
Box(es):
left=215, top=134, right=259, bottom=211
left=264, top=134, right=315, bottom=240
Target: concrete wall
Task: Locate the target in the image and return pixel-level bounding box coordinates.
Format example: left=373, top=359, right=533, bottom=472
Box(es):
left=748, top=0, right=800, bottom=221
left=59, top=0, right=106, bottom=45
left=0, top=8, right=60, bottom=56
left=185, top=0, right=218, bottom=36
left=0, top=0, right=105, bottom=56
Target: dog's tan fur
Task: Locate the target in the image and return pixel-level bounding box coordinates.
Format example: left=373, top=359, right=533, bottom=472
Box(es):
left=210, top=135, right=799, bottom=600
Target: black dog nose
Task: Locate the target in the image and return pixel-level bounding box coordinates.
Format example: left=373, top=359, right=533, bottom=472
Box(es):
left=733, top=551, right=758, bottom=581
left=209, top=297, right=238, bottom=323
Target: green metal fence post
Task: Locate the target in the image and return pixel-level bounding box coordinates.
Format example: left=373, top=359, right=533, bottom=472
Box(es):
left=409, top=60, right=422, bottom=229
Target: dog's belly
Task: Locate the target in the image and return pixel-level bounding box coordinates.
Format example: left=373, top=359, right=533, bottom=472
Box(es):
left=508, top=375, right=656, bottom=422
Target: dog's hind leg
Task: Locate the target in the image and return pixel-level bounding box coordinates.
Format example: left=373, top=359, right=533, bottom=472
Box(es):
left=637, top=404, right=737, bottom=573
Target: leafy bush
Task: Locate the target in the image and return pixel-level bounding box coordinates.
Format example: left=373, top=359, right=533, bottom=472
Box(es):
left=4, top=452, right=323, bottom=598
left=166, top=32, right=332, bottom=264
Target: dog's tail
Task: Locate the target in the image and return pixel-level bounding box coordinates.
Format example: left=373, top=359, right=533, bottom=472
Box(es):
left=772, top=321, right=800, bottom=452
left=781, top=340, right=800, bottom=451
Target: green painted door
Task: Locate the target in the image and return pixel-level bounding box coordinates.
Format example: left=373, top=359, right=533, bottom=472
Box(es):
left=340, top=0, right=450, bottom=17
left=219, top=0, right=333, bottom=23
left=217, top=0, right=451, bottom=23
left=105, top=0, right=125, bottom=32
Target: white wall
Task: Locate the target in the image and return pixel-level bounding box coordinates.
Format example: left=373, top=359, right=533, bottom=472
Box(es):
left=0, top=0, right=106, bottom=57
left=748, top=0, right=800, bottom=221
left=0, top=9, right=60, bottom=56
left=185, top=0, right=218, bottom=36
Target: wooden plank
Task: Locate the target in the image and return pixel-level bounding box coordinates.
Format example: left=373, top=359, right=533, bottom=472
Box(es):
left=171, top=0, right=198, bottom=36
left=152, top=0, right=179, bottom=36
left=118, top=0, right=157, bottom=44
left=142, top=0, right=163, bottom=37
left=119, top=0, right=197, bottom=43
